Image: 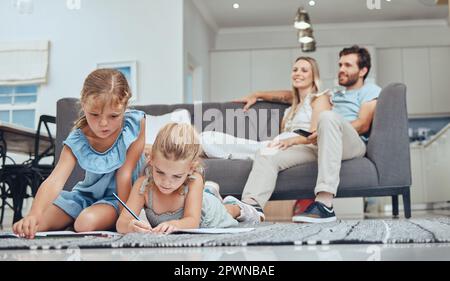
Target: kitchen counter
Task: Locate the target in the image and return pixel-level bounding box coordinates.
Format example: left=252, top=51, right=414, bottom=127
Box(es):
left=410, top=123, right=450, bottom=148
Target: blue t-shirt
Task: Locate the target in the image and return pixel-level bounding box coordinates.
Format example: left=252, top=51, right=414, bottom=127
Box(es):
left=331, top=83, right=381, bottom=122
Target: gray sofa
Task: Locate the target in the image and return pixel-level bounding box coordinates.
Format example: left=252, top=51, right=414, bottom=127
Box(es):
left=55, top=83, right=412, bottom=218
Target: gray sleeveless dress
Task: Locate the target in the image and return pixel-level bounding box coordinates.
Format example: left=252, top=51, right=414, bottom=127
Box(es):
left=139, top=178, right=238, bottom=228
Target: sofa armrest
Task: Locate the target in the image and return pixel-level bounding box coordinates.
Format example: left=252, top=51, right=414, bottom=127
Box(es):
left=366, top=83, right=411, bottom=187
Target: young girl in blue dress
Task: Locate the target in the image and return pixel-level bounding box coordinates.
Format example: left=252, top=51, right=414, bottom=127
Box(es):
left=116, top=123, right=240, bottom=235
left=13, top=69, right=146, bottom=239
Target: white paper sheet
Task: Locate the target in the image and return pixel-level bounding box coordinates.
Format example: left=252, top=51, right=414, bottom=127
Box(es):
left=1, top=231, right=121, bottom=238
left=171, top=227, right=255, bottom=234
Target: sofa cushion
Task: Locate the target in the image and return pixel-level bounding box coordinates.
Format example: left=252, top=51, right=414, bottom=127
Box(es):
left=145, top=109, right=191, bottom=144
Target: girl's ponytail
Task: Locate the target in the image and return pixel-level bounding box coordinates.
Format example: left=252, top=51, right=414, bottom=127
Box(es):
left=73, top=115, right=88, bottom=130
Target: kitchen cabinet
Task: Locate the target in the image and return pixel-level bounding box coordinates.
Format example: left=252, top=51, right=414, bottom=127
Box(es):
left=402, top=48, right=433, bottom=115
left=251, top=49, right=292, bottom=92
left=377, top=46, right=450, bottom=116
left=429, top=47, right=450, bottom=114
left=422, top=128, right=450, bottom=202
left=211, top=46, right=378, bottom=103
left=377, top=48, right=403, bottom=88
left=409, top=146, right=426, bottom=204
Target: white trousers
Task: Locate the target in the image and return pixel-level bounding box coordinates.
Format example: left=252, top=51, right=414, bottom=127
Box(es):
left=200, top=131, right=298, bottom=160
left=241, top=111, right=367, bottom=207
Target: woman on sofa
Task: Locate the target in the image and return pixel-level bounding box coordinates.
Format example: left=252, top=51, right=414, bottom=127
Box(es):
left=201, top=57, right=330, bottom=160
left=199, top=56, right=332, bottom=223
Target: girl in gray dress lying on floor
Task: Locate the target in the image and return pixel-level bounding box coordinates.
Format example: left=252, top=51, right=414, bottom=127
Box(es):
left=116, top=122, right=261, bottom=235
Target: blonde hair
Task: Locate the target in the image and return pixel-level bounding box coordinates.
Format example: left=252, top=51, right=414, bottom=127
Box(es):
left=142, top=123, right=204, bottom=195
left=152, top=123, right=203, bottom=164
left=73, top=68, right=132, bottom=129
left=282, top=57, right=321, bottom=131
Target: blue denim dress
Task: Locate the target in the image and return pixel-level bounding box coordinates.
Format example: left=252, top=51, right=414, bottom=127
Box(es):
left=53, top=110, right=146, bottom=219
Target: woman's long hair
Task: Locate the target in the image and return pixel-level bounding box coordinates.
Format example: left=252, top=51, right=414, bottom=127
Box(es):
left=281, top=57, right=321, bottom=131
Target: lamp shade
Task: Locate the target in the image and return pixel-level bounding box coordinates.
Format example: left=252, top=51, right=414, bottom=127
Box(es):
left=294, top=7, right=311, bottom=30
left=301, top=41, right=316, bottom=52
left=298, top=28, right=314, bottom=44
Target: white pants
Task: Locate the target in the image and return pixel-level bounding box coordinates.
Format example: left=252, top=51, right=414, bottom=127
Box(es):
left=200, top=131, right=298, bottom=160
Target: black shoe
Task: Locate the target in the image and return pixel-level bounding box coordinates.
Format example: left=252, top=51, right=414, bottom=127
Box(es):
left=292, top=201, right=337, bottom=223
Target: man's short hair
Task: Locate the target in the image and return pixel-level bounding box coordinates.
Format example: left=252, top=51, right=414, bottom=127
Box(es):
left=339, top=45, right=371, bottom=81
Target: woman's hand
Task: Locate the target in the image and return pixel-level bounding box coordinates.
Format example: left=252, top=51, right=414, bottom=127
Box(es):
left=268, top=138, right=296, bottom=150
left=13, top=214, right=41, bottom=239
left=128, top=219, right=152, bottom=233
left=152, top=222, right=177, bottom=234
left=307, top=131, right=318, bottom=145
left=233, top=93, right=258, bottom=112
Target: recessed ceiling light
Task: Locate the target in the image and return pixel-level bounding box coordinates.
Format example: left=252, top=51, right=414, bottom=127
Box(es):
left=309, top=0, right=316, bottom=6
left=233, top=3, right=240, bottom=9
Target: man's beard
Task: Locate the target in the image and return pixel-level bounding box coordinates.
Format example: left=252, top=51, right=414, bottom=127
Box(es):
left=338, top=72, right=359, bottom=87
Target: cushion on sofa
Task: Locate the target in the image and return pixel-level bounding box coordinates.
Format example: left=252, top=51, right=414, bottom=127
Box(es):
left=145, top=109, right=191, bottom=144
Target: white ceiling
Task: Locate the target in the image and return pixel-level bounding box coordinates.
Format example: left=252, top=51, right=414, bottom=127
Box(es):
left=193, top=0, right=449, bottom=29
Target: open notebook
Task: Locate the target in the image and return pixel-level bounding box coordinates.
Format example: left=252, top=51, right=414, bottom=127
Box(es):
left=0, top=228, right=255, bottom=238
left=172, top=227, right=255, bottom=234
left=0, top=231, right=121, bottom=239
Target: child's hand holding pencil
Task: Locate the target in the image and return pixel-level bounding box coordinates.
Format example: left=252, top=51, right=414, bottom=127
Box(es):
left=113, top=192, right=152, bottom=233
left=129, top=219, right=152, bottom=233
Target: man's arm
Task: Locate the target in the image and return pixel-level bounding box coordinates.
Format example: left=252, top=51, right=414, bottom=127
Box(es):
left=233, top=90, right=292, bottom=112
left=351, top=100, right=377, bottom=135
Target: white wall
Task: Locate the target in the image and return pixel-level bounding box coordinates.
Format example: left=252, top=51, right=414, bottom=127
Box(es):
left=0, top=0, right=184, bottom=118
left=209, top=46, right=376, bottom=103
left=183, top=0, right=216, bottom=102
left=210, top=20, right=450, bottom=109
left=214, top=20, right=450, bottom=51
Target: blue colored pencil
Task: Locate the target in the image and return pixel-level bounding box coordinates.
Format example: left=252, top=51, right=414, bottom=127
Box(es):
left=112, top=192, right=141, bottom=221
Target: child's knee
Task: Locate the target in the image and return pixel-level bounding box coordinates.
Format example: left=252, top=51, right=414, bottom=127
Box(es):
left=74, top=212, right=98, bottom=232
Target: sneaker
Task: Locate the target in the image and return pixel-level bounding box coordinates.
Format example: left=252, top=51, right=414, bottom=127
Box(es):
left=292, top=201, right=337, bottom=223
left=223, top=196, right=264, bottom=224
left=292, top=199, right=315, bottom=216
left=204, top=181, right=222, bottom=202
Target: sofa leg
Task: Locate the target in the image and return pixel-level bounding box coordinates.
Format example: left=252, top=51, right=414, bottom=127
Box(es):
left=391, top=195, right=399, bottom=218
left=402, top=188, right=412, bottom=219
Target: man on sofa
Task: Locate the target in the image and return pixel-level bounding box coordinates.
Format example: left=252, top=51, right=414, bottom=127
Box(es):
left=232, top=45, right=381, bottom=223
